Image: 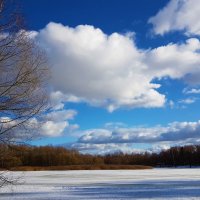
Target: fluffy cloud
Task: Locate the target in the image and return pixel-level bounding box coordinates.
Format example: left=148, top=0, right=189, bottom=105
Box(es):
left=32, top=91, right=79, bottom=137
left=33, top=23, right=200, bottom=111
left=145, top=38, right=200, bottom=80
left=77, top=120, right=200, bottom=144
left=64, top=120, right=200, bottom=154
left=40, top=107, right=78, bottom=137
left=69, top=143, right=146, bottom=154
left=0, top=109, right=78, bottom=139
left=50, top=91, right=80, bottom=111
left=36, top=22, right=165, bottom=111
left=41, top=121, right=68, bottom=137
left=0, top=117, right=40, bottom=142
left=46, top=109, right=77, bottom=122
left=0, top=95, right=79, bottom=141
left=149, top=0, right=200, bottom=35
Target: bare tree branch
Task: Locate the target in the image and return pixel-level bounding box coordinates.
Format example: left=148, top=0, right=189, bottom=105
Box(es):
left=0, top=0, right=49, bottom=188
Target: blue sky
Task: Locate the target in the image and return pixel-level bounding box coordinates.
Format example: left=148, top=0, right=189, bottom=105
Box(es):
left=21, top=0, right=200, bottom=154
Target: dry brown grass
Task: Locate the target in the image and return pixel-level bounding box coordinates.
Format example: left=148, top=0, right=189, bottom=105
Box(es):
left=9, top=165, right=152, bottom=171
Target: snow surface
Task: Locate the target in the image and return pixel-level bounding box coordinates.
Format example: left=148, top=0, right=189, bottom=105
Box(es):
left=1, top=168, right=200, bottom=199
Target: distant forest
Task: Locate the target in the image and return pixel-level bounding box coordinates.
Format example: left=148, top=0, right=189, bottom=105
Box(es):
left=1, top=144, right=200, bottom=169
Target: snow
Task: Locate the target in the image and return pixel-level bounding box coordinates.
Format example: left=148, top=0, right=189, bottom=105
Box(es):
left=1, top=168, right=200, bottom=199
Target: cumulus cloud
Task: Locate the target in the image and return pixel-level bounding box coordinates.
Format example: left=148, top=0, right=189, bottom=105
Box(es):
left=69, top=143, right=145, bottom=154
left=36, top=22, right=166, bottom=111
left=0, top=116, right=40, bottom=142
left=41, top=121, right=68, bottom=137
left=151, top=144, right=170, bottom=153
left=0, top=109, right=78, bottom=139
left=145, top=38, right=200, bottom=80
left=31, top=23, right=200, bottom=111
left=46, top=109, right=77, bottom=122
left=29, top=91, right=80, bottom=137
left=40, top=107, right=78, bottom=137
left=64, top=120, right=200, bottom=154
left=149, top=0, right=200, bottom=35
left=50, top=91, right=81, bottom=111
left=77, top=120, right=200, bottom=144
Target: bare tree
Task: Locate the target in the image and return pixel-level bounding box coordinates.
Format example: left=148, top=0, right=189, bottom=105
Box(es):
left=0, top=0, right=49, bottom=186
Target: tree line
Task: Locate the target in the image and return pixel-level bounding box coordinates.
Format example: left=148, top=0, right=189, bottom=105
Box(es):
left=1, top=144, right=200, bottom=169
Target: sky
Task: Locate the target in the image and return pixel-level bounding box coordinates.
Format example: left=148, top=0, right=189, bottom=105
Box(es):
left=20, top=0, right=200, bottom=154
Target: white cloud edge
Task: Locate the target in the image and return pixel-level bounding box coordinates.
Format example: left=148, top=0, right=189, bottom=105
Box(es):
left=148, top=0, right=200, bottom=36
left=31, top=22, right=200, bottom=112
left=69, top=120, right=200, bottom=154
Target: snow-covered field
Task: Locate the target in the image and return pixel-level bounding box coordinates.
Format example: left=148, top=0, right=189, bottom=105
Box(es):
left=1, top=168, right=200, bottom=199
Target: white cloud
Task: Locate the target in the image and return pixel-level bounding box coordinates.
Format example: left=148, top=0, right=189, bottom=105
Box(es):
left=183, top=88, right=200, bottom=94
left=36, top=22, right=166, bottom=111
left=69, top=143, right=145, bottom=154
left=145, top=38, right=200, bottom=80
left=46, top=109, right=77, bottom=121
left=0, top=116, right=40, bottom=142
left=151, top=144, right=170, bottom=153
left=31, top=91, right=79, bottom=137
left=0, top=108, right=78, bottom=139
left=50, top=91, right=80, bottom=111
left=168, top=100, right=175, bottom=109
left=77, top=120, right=200, bottom=144
left=104, top=122, right=126, bottom=129
left=178, top=97, right=196, bottom=104
left=66, top=120, right=200, bottom=154
left=37, top=108, right=78, bottom=137
left=149, top=0, right=200, bottom=36
left=31, top=23, right=200, bottom=111
left=41, top=121, right=68, bottom=137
